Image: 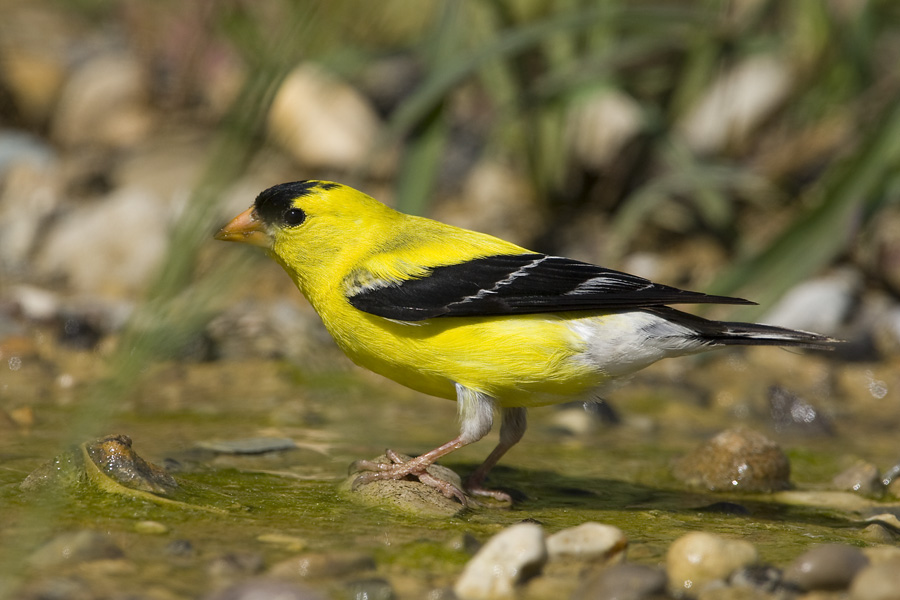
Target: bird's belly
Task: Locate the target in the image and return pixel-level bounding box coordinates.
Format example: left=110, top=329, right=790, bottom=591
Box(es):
left=327, top=311, right=615, bottom=407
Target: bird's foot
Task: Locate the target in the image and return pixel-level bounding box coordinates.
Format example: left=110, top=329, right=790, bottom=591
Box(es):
left=464, top=484, right=513, bottom=504
left=351, top=449, right=468, bottom=505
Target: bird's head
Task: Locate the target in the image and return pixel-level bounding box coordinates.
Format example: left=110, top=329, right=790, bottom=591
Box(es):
left=215, top=180, right=398, bottom=288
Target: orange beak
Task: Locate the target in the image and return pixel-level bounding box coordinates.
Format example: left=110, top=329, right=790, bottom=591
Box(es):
left=214, top=207, right=273, bottom=248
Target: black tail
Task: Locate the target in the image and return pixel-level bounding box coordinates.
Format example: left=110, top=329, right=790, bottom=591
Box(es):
left=650, top=307, right=838, bottom=350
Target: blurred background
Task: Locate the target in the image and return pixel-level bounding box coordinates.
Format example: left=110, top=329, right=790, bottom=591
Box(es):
left=2, top=0, right=899, bottom=366
left=2, top=0, right=900, bottom=597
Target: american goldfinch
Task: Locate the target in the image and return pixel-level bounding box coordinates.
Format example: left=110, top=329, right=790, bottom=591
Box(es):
left=216, top=180, right=833, bottom=504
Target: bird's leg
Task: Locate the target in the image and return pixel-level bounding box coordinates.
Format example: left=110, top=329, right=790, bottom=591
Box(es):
left=464, top=407, right=527, bottom=503
left=351, top=385, right=495, bottom=505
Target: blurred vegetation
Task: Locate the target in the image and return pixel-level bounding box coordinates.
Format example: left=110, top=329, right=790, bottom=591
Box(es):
left=2, top=0, right=890, bottom=400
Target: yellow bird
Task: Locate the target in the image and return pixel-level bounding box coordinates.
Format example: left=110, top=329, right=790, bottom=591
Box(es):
left=216, top=180, right=832, bottom=503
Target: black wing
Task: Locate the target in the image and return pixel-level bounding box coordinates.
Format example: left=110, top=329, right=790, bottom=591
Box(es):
left=347, top=253, right=754, bottom=321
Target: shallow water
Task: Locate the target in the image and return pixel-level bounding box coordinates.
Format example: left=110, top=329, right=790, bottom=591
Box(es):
left=1, top=344, right=898, bottom=598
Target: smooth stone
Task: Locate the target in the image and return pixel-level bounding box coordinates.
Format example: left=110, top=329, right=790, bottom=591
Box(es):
left=267, top=63, right=382, bottom=172
left=833, top=459, right=884, bottom=495
left=84, top=434, right=177, bottom=495
left=268, top=552, right=375, bottom=580
left=203, top=578, right=325, bottom=600
left=672, top=427, right=791, bottom=492
left=850, top=561, right=900, bottom=600
left=573, top=563, right=667, bottom=600
left=134, top=520, right=169, bottom=535
left=27, top=530, right=124, bottom=569
left=341, top=454, right=466, bottom=518
left=783, top=544, right=869, bottom=591
left=454, top=523, right=547, bottom=600
left=546, top=522, right=627, bottom=563
left=666, top=532, right=758, bottom=594
left=207, top=552, right=264, bottom=579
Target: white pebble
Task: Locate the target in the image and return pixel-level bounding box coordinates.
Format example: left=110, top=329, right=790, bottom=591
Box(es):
left=546, top=522, right=626, bottom=563
left=454, top=523, right=547, bottom=600
left=666, top=531, right=758, bottom=594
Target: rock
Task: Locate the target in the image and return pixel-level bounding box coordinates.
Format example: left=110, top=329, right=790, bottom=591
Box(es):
left=783, top=544, right=869, bottom=591
left=268, top=552, right=375, bottom=580
left=677, top=54, right=793, bottom=154
left=84, top=434, right=177, bottom=495
left=850, top=562, right=900, bottom=600
left=434, top=161, right=540, bottom=248
left=573, top=563, right=667, bottom=600
left=267, top=64, right=383, bottom=171
left=0, top=161, right=61, bottom=272
left=134, top=521, right=169, bottom=535
left=342, top=454, right=467, bottom=518
left=454, top=523, right=547, bottom=600
left=203, top=578, right=325, bottom=600
left=207, top=552, right=264, bottom=580
left=832, top=459, right=884, bottom=495
left=666, top=532, right=758, bottom=594
left=344, top=578, right=395, bottom=600
left=762, top=269, right=859, bottom=336
left=546, top=522, right=627, bottom=564
left=27, top=530, right=124, bottom=569
left=673, top=428, right=791, bottom=492
left=52, top=52, right=153, bottom=148
left=730, top=564, right=784, bottom=593
left=566, top=88, right=643, bottom=169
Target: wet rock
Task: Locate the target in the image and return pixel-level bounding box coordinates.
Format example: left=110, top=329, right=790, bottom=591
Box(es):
left=673, top=428, right=791, bottom=492
left=783, top=544, right=869, bottom=591
left=666, top=532, right=758, bottom=594
left=345, top=578, right=395, bottom=600
left=730, top=564, right=784, bottom=593
left=833, top=459, right=884, bottom=495
left=52, top=52, right=153, bottom=148
left=573, top=563, right=667, bottom=600
left=267, top=64, right=383, bottom=171
left=454, top=523, right=547, bottom=600
left=197, top=437, right=297, bottom=455
left=204, top=578, right=325, bottom=600
left=268, top=551, right=375, bottom=580
left=546, top=522, right=627, bottom=564
left=342, top=454, right=466, bottom=518
left=27, top=530, right=124, bottom=569
left=768, top=386, right=833, bottom=436
left=34, top=186, right=171, bottom=296
left=85, top=434, right=177, bottom=495
left=850, top=561, right=900, bottom=600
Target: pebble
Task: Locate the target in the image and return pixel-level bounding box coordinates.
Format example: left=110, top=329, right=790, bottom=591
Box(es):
left=84, top=434, right=178, bottom=495
left=573, top=563, right=667, bottom=600
left=850, top=561, right=900, bottom=600
left=34, top=186, right=171, bottom=296
left=672, top=427, right=791, bottom=492
left=666, top=531, right=758, bottom=594
left=268, top=551, right=375, bottom=580
left=833, top=459, right=884, bottom=495
left=267, top=64, right=383, bottom=171
left=783, top=544, right=869, bottom=591
left=207, top=552, right=264, bottom=580
left=342, top=454, right=466, bottom=518
left=27, top=530, right=124, bottom=569
left=51, top=52, right=153, bottom=148
left=203, top=578, right=325, bottom=600
left=134, top=520, right=169, bottom=535
left=762, top=269, right=860, bottom=335
left=454, top=523, right=547, bottom=600
left=546, top=522, right=627, bottom=563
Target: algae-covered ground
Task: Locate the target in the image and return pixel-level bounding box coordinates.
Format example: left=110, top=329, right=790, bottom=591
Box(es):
left=1, top=339, right=898, bottom=599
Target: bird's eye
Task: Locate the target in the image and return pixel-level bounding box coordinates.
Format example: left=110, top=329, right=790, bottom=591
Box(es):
left=283, top=207, right=306, bottom=226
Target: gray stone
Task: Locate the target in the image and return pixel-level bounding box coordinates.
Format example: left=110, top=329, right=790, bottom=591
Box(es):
left=573, top=563, right=666, bottom=600
left=783, top=544, right=869, bottom=591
